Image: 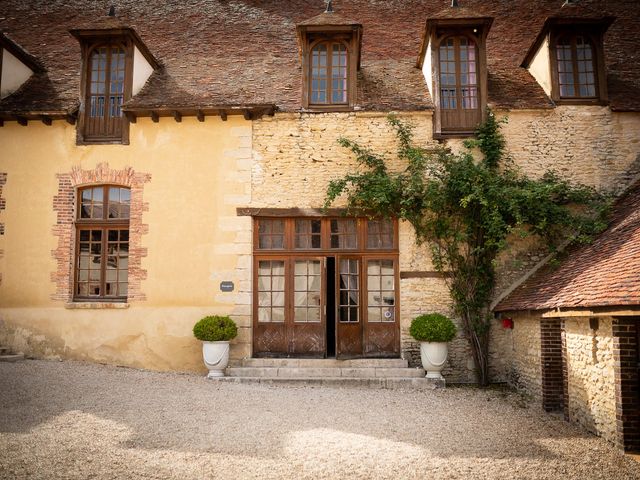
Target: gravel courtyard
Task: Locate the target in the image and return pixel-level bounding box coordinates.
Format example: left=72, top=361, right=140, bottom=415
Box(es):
left=1, top=360, right=638, bottom=479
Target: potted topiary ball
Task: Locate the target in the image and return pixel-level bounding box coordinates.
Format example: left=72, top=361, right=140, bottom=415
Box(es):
left=409, top=313, right=457, bottom=380
left=193, top=315, right=238, bottom=378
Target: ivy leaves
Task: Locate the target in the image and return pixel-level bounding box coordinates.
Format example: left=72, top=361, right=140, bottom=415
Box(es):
left=324, top=111, right=610, bottom=385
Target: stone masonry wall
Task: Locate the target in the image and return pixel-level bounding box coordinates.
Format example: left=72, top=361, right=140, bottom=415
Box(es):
left=498, top=107, right=640, bottom=192
left=498, top=311, right=543, bottom=399
left=251, top=108, right=640, bottom=380
left=564, top=317, right=617, bottom=445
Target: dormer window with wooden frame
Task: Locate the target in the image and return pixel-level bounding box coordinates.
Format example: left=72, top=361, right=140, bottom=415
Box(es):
left=418, top=17, right=492, bottom=137
left=522, top=17, right=614, bottom=105
left=296, top=9, right=362, bottom=111
left=70, top=28, right=158, bottom=145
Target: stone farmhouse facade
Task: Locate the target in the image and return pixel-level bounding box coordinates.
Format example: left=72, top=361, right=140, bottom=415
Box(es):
left=0, top=0, right=639, bottom=450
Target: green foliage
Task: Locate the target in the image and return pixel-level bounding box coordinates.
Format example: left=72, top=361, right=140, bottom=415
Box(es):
left=193, top=315, right=238, bottom=342
left=410, top=313, right=457, bottom=342
left=324, top=110, right=610, bottom=385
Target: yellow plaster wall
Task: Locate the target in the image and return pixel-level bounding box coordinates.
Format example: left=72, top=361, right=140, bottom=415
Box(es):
left=0, top=117, right=253, bottom=372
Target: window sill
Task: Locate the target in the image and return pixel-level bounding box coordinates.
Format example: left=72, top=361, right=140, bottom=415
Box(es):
left=65, top=302, right=129, bottom=310
left=553, top=98, right=608, bottom=107
left=301, top=105, right=353, bottom=113
left=433, top=131, right=476, bottom=140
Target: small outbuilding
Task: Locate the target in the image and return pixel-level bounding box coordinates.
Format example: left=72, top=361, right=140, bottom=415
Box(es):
left=495, top=181, right=640, bottom=452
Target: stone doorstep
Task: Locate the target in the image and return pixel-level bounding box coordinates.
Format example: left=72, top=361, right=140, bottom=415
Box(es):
left=226, top=366, right=424, bottom=379
left=211, top=376, right=445, bottom=390
left=238, top=358, right=408, bottom=368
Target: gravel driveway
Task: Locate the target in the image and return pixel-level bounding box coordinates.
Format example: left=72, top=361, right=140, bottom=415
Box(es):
left=1, top=360, right=638, bottom=479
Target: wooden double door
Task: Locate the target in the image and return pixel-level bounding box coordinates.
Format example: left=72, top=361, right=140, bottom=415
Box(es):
left=253, top=255, right=399, bottom=358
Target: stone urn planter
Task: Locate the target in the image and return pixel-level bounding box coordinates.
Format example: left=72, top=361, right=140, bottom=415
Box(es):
left=419, top=341, right=449, bottom=379
left=193, top=315, right=238, bottom=378
left=202, top=341, right=231, bottom=378
left=410, top=313, right=457, bottom=380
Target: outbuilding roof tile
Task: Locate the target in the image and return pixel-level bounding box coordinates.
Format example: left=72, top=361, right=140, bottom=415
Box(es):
left=495, top=180, right=640, bottom=312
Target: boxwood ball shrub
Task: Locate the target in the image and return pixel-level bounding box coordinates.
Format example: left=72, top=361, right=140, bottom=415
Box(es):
left=193, top=315, right=238, bottom=342
left=410, top=313, right=457, bottom=343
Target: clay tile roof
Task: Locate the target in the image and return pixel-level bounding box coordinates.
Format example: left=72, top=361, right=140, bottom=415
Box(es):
left=0, top=33, right=43, bottom=73
left=297, top=11, right=361, bottom=27
left=0, top=0, right=638, bottom=115
left=430, top=6, right=488, bottom=19
left=495, top=181, right=640, bottom=312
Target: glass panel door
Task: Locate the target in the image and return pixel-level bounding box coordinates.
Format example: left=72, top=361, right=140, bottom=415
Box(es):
left=364, top=258, right=399, bottom=356
left=336, top=257, right=363, bottom=357
left=290, top=258, right=325, bottom=356
left=253, top=258, right=287, bottom=356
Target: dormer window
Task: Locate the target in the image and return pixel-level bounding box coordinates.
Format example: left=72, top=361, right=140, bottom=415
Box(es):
left=522, top=17, right=614, bottom=105
left=438, top=34, right=480, bottom=131
left=85, top=43, right=128, bottom=141
left=70, top=28, right=158, bottom=145
left=296, top=7, right=362, bottom=111
left=310, top=41, right=348, bottom=105
left=418, top=17, right=492, bottom=137
left=555, top=34, right=597, bottom=98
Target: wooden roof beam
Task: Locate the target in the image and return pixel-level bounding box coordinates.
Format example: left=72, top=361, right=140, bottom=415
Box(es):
left=125, top=111, right=137, bottom=124
left=150, top=111, right=159, bottom=123
left=40, top=115, right=52, bottom=126
left=15, top=116, right=27, bottom=126
left=196, top=110, right=205, bottom=122
left=172, top=110, right=182, bottom=123
left=219, top=110, right=227, bottom=121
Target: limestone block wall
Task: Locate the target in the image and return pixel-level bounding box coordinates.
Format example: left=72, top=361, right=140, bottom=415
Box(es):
left=251, top=111, right=437, bottom=208
left=497, top=311, right=543, bottom=399
left=564, top=317, right=617, bottom=445
left=497, top=107, right=640, bottom=192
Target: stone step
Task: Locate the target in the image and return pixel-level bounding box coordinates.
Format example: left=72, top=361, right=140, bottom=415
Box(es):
left=238, top=358, right=408, bottom=368
left=227, top=366, right=423, bottom=379
left=211, top=376, right=444, bottom=390
left=0, top=353, right=25, bottom=362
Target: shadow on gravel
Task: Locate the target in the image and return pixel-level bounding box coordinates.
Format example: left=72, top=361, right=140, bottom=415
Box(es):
left=0, top=359, right=602, bottom=465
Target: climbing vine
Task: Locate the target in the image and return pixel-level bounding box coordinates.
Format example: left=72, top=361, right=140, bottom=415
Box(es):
left=324, top=112, right=609, bottom=385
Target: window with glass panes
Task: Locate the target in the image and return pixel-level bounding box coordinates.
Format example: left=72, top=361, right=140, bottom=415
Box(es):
left=438, top=34, right=482, bottom=132
left=555, top=34, right=597, bottom=99
left=253, top=217, right=397, bottom=324
left=82, top=42, right=129, bottom=142
left=310, top=41, right=348, bottom=105
left=75, top=185, right=130, bottom=301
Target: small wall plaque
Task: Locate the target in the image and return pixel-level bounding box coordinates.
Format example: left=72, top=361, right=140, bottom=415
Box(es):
left=220, top=281, right=234, bottom=292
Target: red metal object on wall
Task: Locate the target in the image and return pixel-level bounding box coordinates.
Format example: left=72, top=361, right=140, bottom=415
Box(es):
left=502, top=318, right=514, bottom=329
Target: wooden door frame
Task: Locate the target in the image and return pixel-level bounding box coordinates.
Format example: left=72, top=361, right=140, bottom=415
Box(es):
left=251, top=216, right=400, bottom=359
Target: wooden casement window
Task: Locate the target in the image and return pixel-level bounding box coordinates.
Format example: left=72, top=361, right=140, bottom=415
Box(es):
left=297, top=20, right=362, bottom=111
left=309, top=40, right=348, bottom=105
left=79, top=40, right=133, bottom=144
left=253, top=217, right=399, bottom=358
left=422, top=18, right=492, bottom=138
left=74, top=185, right=130, bottom=301
left=253, top=217, right=398, bottom=322
left=434, top=29, right=487, bottom=136
left=438, top=35, right=481, bottom=132
left=549, top=29, right=607, bottom=103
